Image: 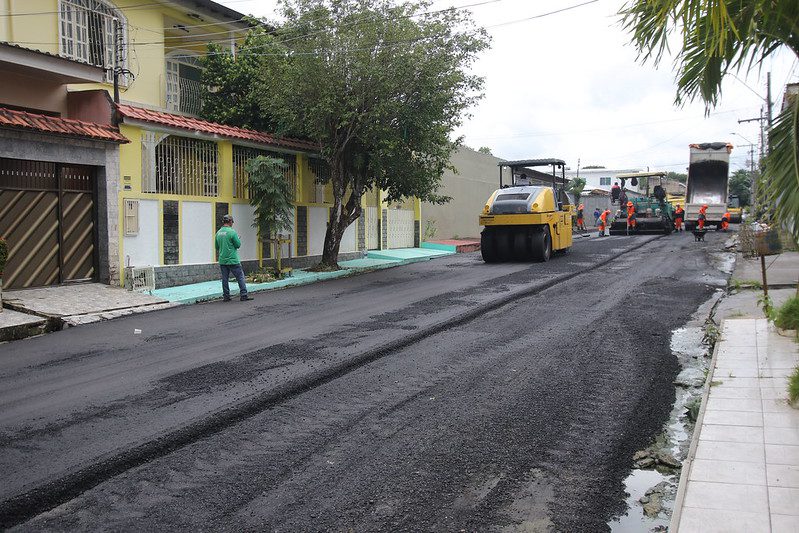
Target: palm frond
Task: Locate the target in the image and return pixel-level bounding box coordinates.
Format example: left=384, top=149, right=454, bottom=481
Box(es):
left=766, top=98, right=799, bottom=241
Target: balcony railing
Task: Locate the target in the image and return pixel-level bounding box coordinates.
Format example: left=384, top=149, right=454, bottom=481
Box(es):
left=166, top=76, right=203, bottom=116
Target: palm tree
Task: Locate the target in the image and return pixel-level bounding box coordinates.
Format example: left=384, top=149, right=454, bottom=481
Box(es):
left=619, top=0, right=799, bottom=237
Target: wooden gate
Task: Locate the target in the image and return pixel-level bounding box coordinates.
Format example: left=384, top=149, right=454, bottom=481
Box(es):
left=0, top=158, right=97, bottom=289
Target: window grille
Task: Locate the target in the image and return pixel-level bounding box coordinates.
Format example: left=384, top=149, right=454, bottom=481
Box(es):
left=59, top=0, right=125, bottom=82
left=232, top=146, right=297, bottom=200
left=141, top=133, right=218, bottom=197
left=165, top=53, right=203, bottom=115
left=308, top=157, right=329, bottom=203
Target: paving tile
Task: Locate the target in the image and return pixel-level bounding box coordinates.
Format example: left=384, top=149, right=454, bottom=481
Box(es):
left=766, top=445, right=799, bottom=466
left=759, top=377, right=791, bottom=389
left=711, top=377, right=762, bottom=389
left=766, top=427, right=799, bottom=446
left=708, top=387, right=761, bottom=400
left=682, top=481, right=768, bottom=513
left=699, top=424, right=764, bottom=444
left=760, top=368, right=798, bottom=378
left=706, top=397, right=764, bottom=412
left=717, top=346, right=758, bottom=357
left=695, top=440, right=765, bottom=462
left=768, top=464, right=799, bottom=488
left=690, top=459, right=766, bottom=485
left=703, top=410, right=764, bottom=427
left=759, top=356, right=799, bottom=369
left=771, top=513, right=799, bottom=533
left=762, top=387, right=791, bottom=400
left=765, top=412, right=799, bottom=428
left=678, top=507, right=769, bottom=532
left=764, top=399, right=797, bottom=413
left=769, top=487, right=799, bottom=515
left=714, top=364, right=761, bottom=374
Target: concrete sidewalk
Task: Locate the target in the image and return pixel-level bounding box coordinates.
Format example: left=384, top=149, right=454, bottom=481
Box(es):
left=734, top=252, right=799, bottom=288
left=672, top=318, right=799, bottom=532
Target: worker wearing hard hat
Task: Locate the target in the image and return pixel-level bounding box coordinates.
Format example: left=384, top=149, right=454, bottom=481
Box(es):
left=598, top=208, right=611, bottom=237
left=626, top=201, right=637, bottom=234
left=720, top=211, right=730, bottom=232
left=674, top=204, right=684, bottom=232
left=576, top=203, right=586, bottom=231
left=698, top=204, right=708, bottom=230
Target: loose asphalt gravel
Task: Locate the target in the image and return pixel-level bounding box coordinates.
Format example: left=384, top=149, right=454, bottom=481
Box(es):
left=0, top=230, right=732, bottom=531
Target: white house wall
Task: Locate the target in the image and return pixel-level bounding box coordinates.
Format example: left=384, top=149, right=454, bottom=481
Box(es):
left=340, top=219, right=357, bottom=253
left=123, top=199, right=160, bottom=267
left=231, top=203, right=258, bottom=261
left=181, top=201, right=213, bottom=264
left=308, top=206, right=328, bottom=256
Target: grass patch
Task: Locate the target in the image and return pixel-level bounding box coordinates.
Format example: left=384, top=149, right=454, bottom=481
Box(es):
left=729, top=278, right=763, bottom=291
left=775, top=296, right=799, bottom=331
left=789, top=367, right=799, bottom=405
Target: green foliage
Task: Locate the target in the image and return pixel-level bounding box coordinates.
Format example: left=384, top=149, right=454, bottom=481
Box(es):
left=423, top=219, right=437, bottom=240
left=685, top=395, right=702, bottom=422
left=728, top=278, right=762, bottom=291
left=246, top=268, right=278, bottom=284
left=775, top=296, right=799, bottom=331
left=666, top=171, right=687, bottom=183
left=0, top=237, right=6, bottom=277
left=477, top=146, right=492, bottom=155
left=567, top=177, right=586, bottom=204
left=757, top=293, right=776, bottom=321
left=201, top=0, right=488, bottom=266
left=200, top=26, right=277, bottom=132
left=582, top=165, right=605, bottom=169
left=246, top=156, right=295, bottom=238
left=729, top=169, right=752, bottom=207
left=766, top=96, right=799, bottom=240
left=789, top=367, right=799, bottom=405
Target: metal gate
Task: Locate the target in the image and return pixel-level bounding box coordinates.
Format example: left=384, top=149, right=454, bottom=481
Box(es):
left=365, top=206, right=379, bottom=250
left=0, top=158, right=97, bottom=289
left=387, top=208, right=415, bottom=249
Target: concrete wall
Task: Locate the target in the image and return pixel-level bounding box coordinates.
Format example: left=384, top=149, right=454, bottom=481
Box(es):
left=0, top=128, right=121, bottom=283
left=0, top=70, right=67, bottom=115
left=181, top=201, right=213, bottom=264
left=422, top=147, right=511, bottom=240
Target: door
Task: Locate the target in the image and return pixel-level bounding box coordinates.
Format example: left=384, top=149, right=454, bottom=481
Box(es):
left=387, top=208, right=415, bottom=249
left=365, top=206, right=379, bottom=250
left=0, top=158, right=97, bottom=289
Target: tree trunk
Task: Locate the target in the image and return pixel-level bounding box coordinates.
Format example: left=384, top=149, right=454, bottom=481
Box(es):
left=319, top=160, right=365, bottom=269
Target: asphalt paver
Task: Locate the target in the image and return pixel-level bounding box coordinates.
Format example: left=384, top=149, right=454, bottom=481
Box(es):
left=1, top=232, right=732, bottom=530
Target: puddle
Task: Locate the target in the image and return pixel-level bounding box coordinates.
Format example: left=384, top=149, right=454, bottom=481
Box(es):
left=609, top=469, right=673, bottom=532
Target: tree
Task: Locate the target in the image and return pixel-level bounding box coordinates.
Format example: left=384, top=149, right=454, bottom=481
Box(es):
left=246, top=156, right=295, bottom=274
left=728, top=168, right=752, bottom=206
left=582, top=165, right=606, bottom=169
left=567, top=177, right=586, bottom=204
left=211, top=0, right=488, bottom=269
left=620, top=0, right=799, bottom=237
left=477, top=146, right=492, bottom=155
left=666, top=171, right=687, bottom=184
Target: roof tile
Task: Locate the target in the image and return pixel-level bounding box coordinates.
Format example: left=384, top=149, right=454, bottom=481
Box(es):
left=0, top=106, right=128, bottom=143
left=116, top=104, right=318, bottom=152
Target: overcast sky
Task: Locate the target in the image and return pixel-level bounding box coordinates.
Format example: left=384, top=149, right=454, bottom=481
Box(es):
left=219, top=0, right=798, bottom=173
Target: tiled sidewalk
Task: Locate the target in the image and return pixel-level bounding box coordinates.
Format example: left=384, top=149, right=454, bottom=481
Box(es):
left=673, top=319, right=799, bottom=532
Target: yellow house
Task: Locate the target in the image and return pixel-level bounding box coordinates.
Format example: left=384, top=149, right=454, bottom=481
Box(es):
left=0, top=0, right=421, bottom=290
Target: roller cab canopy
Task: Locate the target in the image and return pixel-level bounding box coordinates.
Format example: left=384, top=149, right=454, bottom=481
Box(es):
left=497, top=158, right=567, bottom=190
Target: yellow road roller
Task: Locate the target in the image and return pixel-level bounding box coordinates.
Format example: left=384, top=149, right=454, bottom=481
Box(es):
left=479, top=158, right=573, bottom=262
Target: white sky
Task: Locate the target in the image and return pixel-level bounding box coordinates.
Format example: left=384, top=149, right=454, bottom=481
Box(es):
left=218, top=0, right=798, bottom=173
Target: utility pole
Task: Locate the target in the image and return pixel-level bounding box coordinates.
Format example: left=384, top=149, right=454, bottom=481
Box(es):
left=112, top=18, right=124, bottom=104
left=766, top=72, right=773, bottom=129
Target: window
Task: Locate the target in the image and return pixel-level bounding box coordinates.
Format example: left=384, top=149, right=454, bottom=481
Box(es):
left=141, top=133, right=218, bottom=197
left=600, top=177, right=611, bottom=186
left=165, top=52, right=203, bottom=115
left=59, top=0, right=125, bottom=81
left=232, top=146, right=297, bottom=200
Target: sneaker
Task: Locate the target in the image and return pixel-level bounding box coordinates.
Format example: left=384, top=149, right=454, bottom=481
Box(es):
left=240, top=295, right=254, bottom=301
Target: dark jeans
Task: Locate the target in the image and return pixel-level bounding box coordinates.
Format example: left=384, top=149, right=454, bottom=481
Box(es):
left=220, top=263, right=247, bottom=299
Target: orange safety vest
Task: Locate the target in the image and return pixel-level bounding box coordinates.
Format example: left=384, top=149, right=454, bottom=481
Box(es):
left=675, top=208, right=684, bottom=218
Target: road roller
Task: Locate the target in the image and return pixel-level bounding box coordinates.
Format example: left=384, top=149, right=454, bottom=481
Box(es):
left=479, top=158, right=573, bottom=262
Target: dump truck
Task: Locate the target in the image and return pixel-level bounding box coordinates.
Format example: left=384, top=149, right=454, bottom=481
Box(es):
left=609, top=171, right=675, bottom=235
left=684, top=142, right=733, bottom=230
left=479, top=159, right=573, bottom=262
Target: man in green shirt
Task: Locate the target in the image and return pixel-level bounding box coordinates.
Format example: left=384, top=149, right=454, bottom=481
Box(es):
left=215, top=214, right=252, bottom=302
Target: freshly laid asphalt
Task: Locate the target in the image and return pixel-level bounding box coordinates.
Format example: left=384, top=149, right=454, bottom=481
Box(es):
left=0, top=231, right=733, bottom=530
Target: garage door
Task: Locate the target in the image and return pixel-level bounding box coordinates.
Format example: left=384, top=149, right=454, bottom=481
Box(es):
left=387, top=208, right=415, bottom=249
left=0, top=158, right=96, bottom=289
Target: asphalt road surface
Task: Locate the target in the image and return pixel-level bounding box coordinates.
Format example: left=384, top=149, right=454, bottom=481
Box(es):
left=0, top=230, right=732, bottom=531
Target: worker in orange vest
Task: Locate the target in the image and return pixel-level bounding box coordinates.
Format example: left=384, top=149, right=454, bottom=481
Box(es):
left=626, top=201, right=637, bottom=234
left=674, top=204, right=684, bottom=232
left=697, top=204, right=708, bottom=230
left=576, top=203, right=586, bottom=231
left=598, top=208, right=611, bottom=237
left=720, top=211, right=730, bottom=231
